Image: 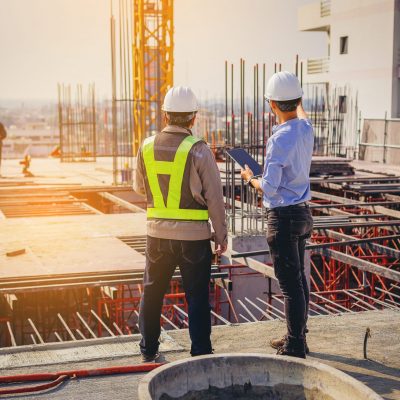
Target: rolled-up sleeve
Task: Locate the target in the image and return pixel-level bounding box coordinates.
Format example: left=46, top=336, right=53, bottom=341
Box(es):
left=191, top=144, right=228, bottom=246
left=133, top=148, right=146, bottom=196
left=261, top=137, right=286, bottom=197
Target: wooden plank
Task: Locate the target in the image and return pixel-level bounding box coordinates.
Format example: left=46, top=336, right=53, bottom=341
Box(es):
left=0, top=199, right=88, bottom=206
left=222, top=249, right=276, bottom=280
left=99, top=192, right=145, bottom=213
left=0, top=238, right=146, bottom=279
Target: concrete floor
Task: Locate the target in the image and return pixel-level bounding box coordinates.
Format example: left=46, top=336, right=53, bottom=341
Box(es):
left=0, top=157, right=115, bottom=186
left=1, top=309, right=399, bottom=400
left=1, top=157, right=399, bottom=188
left=1, top=157, right=399, bottom=399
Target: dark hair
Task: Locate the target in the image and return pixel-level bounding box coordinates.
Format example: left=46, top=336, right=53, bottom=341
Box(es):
left=275, top=97, right=301, bottom=112
left=165, top=112, right=196, bottom=128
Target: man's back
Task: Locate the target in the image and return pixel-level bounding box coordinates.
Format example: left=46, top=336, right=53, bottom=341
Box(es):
left=134, top=125, right=227, bottom=246
left=262, top=118, right=314, bottom=208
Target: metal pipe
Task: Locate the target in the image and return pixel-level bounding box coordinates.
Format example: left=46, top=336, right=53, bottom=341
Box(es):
left=76, top=312, right=97, bottom=339
left=57, top=313, right=76, bottom=341
left=311, top=292, right=353, bottom=313
left=237, top=299, right=258, bottom=322
left=90, top=309, right=115, bottom=337
left=245, top=297, right=274, bottom=320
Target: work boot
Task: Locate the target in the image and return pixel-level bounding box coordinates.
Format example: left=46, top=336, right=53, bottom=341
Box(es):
left=269, top=335, right=309, bottom=354
left=276, top=345, right=306, bottom=359
left=141, top=351, right=164, bottom=363
left=191, top=349, right=214, bottom=357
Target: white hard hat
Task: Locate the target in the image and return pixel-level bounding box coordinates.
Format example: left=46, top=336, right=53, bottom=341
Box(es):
left=162, top=86, right=198, bottom=113
left=265, top=71, right=303, bottom=101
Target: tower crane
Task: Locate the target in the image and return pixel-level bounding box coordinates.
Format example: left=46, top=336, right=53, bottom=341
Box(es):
left=133, top=0, right=174, bottom=151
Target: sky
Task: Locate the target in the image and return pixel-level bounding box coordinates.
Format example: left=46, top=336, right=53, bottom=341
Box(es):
left=0, top=0, right=326, bottom=102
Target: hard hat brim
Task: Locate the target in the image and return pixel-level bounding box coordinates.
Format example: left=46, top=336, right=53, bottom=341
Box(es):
left=264, top=93, right=303, bottom=102
left=162, top=106, right=198, bottom=112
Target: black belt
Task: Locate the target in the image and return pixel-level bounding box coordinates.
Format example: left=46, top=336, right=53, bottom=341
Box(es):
left=293, top=202, right=309, bottom=208
left=268, top=202, right=309, bottom=211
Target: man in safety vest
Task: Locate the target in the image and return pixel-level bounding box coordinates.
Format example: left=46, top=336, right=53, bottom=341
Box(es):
left=134, top=86, right=228, bottom=362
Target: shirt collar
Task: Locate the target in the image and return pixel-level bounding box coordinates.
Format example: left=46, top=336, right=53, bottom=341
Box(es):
left=272, top=117, right=299, bottom=133
left=162, top=125, right=192, bottom=135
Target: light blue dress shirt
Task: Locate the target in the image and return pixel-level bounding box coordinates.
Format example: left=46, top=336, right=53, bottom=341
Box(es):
left=261, top=118, right=314, bottom=209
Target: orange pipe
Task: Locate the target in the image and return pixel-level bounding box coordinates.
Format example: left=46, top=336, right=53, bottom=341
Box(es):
left=0, top=363, right=162, bottom=395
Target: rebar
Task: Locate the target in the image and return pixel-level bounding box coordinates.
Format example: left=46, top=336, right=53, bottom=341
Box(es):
left=110, top=0, right=134, bottom=185
left=57, top=83, right=97, bottom=162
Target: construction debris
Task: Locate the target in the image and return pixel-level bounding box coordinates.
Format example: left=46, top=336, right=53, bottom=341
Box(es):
left=5, top=249, right=25, bottom=257
left=310, top=157, right=355, bottom=176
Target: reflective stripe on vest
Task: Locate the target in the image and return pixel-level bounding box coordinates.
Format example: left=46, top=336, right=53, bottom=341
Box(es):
left=142, top=135, right=209, bottom=221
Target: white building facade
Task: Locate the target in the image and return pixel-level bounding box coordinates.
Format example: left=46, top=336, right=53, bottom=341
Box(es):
left=298, top=0, right=400, bottom=119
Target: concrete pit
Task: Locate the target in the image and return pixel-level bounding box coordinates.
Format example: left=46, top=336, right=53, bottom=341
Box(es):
left=138, top=354, right=383, bottom=400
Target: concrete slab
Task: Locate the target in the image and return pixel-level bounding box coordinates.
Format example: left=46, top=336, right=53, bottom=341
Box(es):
left=351, top=160, right=400, bottom=177
left=0, top=158, right=115, bottom=187
left=0, top=333, right=182, bottom=370
left=0, top=213, right=147, bottom=281
left=1, top=310, right=399, bottom=400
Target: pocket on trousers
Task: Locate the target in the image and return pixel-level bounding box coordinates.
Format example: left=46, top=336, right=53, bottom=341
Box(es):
left=266, top=231, right=277, bottom=248
left=146, top=236, right=164, bottom=264
left=181, top=240, right=210, bottom=264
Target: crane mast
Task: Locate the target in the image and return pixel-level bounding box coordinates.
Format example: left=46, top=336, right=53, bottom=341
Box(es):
left=133, top=0, right=174, bottom=152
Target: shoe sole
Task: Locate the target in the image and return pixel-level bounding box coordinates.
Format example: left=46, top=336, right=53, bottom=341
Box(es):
left=270, top=340, right=310, bottom=354
left=276, top=350, right=306, bottom=359
left=269, top=341, right=283, bottom=350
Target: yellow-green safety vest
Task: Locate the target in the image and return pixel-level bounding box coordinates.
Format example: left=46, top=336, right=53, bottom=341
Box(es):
left=142, top=135, right=209, bottom=221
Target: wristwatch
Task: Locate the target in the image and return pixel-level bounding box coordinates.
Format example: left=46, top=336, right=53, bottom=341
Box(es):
left=246, top=177, right=256, bottom=187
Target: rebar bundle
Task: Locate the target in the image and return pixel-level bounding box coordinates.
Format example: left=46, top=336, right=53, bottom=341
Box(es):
left=224, top=59, right=274, bottom=236
left=110, top=0, right=135, bottom=185
left=304, top=83, right=360, bottom=158
left=57, top=83, right=96, bottom=163
left=223, top=57, right=362, bottom=236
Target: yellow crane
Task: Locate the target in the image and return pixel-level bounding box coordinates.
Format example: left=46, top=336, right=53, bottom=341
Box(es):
left=133, top=0, right=174, bottom=152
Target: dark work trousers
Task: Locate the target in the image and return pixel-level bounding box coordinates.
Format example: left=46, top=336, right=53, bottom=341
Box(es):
left=139, top=236, right=212, bottom=357
left=266, top=204, right=313, bottom=349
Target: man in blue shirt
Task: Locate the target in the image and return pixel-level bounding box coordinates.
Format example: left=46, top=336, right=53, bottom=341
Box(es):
left=241, top=71, right=314, bottom=358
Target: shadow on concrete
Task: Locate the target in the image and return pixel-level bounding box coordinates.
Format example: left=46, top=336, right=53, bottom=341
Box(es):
left=311, top=351, right=400, bottom=399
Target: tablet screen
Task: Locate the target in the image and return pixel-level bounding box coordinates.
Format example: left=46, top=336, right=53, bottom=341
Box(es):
left=226, top=148, right=263, bottom=176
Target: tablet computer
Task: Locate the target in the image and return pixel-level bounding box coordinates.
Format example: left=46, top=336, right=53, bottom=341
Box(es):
left=226, top=148, right=263, bottom=176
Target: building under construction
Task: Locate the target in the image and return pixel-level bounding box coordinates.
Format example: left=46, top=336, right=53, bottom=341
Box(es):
left=0, top=0, right=399, bottom=399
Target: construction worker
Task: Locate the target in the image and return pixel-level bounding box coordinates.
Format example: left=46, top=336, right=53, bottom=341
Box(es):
left=134, top=86, right=227, bottom=362
left=241, top=72, right=314, bottom=359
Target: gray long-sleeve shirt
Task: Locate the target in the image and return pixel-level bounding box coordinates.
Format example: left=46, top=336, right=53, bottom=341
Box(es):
left=133, top=125, right=228, bottom=246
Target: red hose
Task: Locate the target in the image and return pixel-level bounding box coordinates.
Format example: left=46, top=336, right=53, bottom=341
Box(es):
left=0, top=375, right=69, bottom=396
left=0, top=363, right=162, bottom=395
